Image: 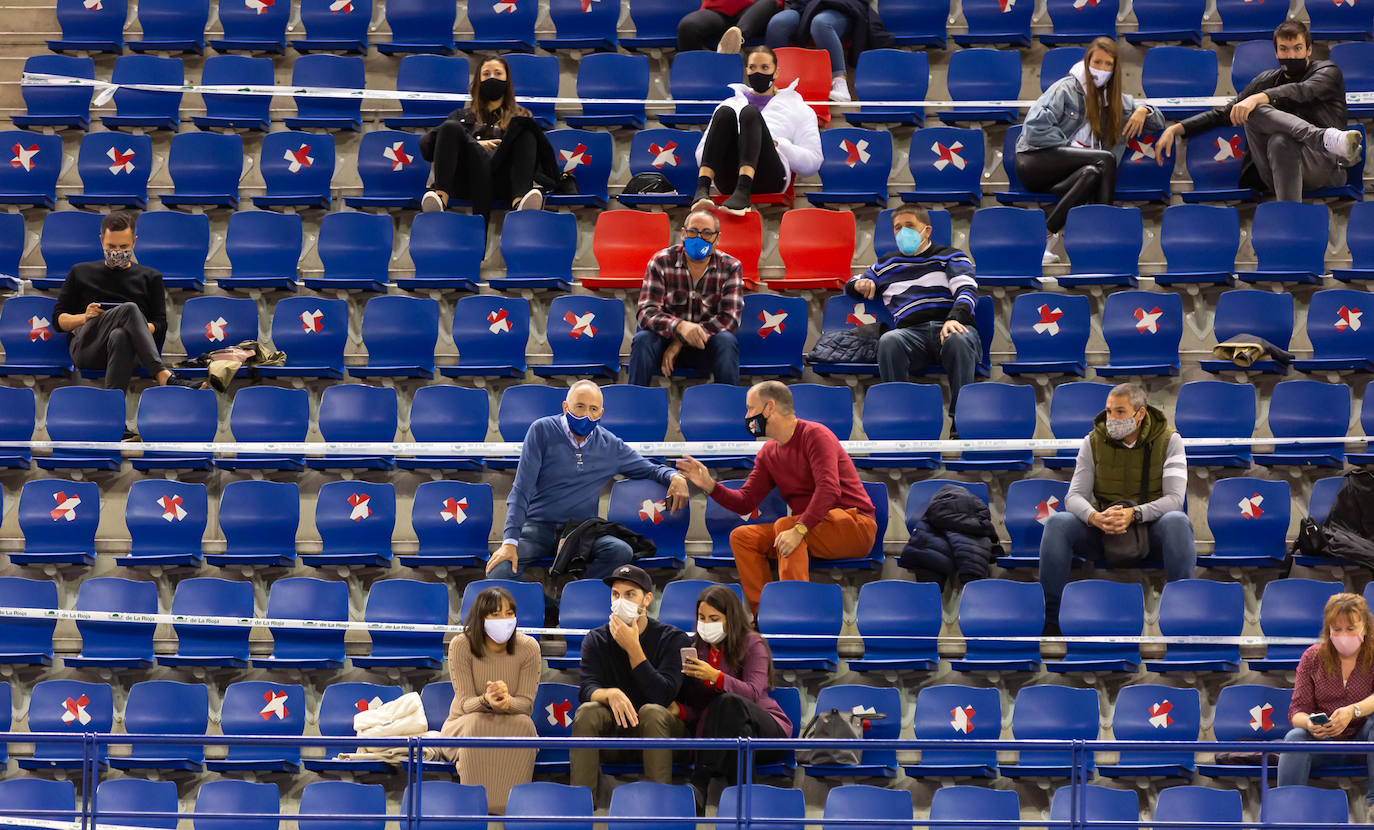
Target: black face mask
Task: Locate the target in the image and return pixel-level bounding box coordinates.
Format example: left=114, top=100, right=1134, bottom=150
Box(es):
left=1279, top=57, right=1308, bottom=78
left=745, top=411, right=768, bottom=437
left=746, top=72, right=774, bottom=94
left=479, top=77, right=509, bottom=102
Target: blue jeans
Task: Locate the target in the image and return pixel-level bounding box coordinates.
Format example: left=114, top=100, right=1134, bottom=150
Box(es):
left=876, top=323, right=981, bottom=414
left=627, top=329, right=740, bottom=387
left=488, top=520, right=634, bottom=581
left=1037, top=511, right=1196, bottom=610
left=764, top=9, right=850, bottom=74
left=1277, top=717, right=1374, bottom=804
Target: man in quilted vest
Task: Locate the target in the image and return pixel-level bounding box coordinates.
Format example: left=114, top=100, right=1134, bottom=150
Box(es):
left=1037, top=382, right=1194, bottom=636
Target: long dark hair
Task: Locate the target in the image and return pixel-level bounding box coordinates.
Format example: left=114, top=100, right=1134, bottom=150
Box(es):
left=466, top=56, right=527, bottom=131
left=1081, top=37, right=1123, bottom=147
left=464, top=586, right=517, bottom=658
left=692, top=584, right=775, bottom=689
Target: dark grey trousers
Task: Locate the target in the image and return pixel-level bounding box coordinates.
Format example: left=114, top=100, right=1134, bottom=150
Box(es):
left=1244, top=104, right=1345, bottom=201
left=68, top=302, right=165, bottom=391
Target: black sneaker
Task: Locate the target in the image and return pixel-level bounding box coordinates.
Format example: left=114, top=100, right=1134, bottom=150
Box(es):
left=164, top=375, right=204, bottom=389
left=720, top=188, right=752, bottom=215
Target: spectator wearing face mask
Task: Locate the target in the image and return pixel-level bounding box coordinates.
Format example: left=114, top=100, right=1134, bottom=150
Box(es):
left=1155, top=20, right=1361, bottom=203
left=628, top=208, right=743, bottom=388
left=845, top=205, right=981, bottom=422
left=572, top=565, right=691, bottom=797
left=486, top=381, right=690, bottom=582
left=1280, top=592, right=1374, bottom=807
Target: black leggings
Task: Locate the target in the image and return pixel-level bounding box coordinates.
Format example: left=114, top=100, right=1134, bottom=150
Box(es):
left=428, top=118, right=537, bottom=215
left=690, top=693, right=788, bottom=786
left=677, top=0, right=779, bottom=51
left=1014, top=146, right=1119, bottom=234
left=699, top=105, right=789, bottom=196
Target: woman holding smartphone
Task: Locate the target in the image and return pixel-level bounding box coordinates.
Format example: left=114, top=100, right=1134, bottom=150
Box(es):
left=1279, top=592, right=1374, bottom=806
left=671, top=584, right=790, bottom=814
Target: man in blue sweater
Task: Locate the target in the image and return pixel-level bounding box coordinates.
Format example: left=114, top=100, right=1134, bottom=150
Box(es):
left=486, top=380, right=690, bottom=581
left=846, top=205, right=982, bottom=418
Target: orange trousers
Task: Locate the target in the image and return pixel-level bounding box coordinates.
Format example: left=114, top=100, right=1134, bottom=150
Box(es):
left=729, top=507, right=878, bottom=611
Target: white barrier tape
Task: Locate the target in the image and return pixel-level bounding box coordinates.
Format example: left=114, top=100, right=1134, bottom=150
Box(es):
left=0, top=816, right=152, bottom=830
left=24, top=72, right=1374, bottom=111
left=0, top=605, right=1316, bottom=646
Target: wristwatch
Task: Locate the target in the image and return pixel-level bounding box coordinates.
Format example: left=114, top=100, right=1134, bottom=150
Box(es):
left=794, top=523, right=808, bottom=537
left=1131, top=507, right=1143, bottom=524
left=1356, top=704, right=1364, bottom=718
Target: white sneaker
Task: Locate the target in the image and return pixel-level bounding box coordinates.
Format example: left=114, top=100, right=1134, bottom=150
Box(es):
left=717, top=26, right=743, bottom=55
left=829, top=76, right=852, bottom=103
left=421, top=190, right=444, bottom=212
left=1042, top=235, right=1061, bottom=265
left=1323, top=127, right=1363, bottom=166
left=515, top=188, right=545, bottom=211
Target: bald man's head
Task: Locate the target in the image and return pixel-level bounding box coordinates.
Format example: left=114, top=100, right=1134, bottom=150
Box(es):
left=564, top=380, right=604, bottom=421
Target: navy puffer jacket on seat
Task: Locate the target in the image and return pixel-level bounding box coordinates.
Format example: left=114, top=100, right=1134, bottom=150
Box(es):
left=898, top=485, right=1001, bottom=582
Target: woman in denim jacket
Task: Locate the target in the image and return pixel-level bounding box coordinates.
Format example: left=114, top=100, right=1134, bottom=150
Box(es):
left=1015, top=37, right=1164, bottom=263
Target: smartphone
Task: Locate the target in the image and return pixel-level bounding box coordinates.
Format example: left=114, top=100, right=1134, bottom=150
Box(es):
left=1309, top=712, right=1330, bottom=726
left=680, top=646, right=698, bottom=664
left=97, top=302, right=122, bottom=309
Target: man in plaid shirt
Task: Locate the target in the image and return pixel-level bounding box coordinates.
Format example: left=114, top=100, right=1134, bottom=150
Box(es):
left=628, top=209, right=744, bottom=386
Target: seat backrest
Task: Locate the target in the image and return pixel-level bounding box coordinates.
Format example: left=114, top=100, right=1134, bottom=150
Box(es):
left=626, top=0, right=696, bottom=43
left=1007, top=291, right=1090, bottom=363
left=1268, top=379, right=1351, bottom=439
left=1207, top=478, right=1292, bottom=560
left=1040, top=47, right=1083, bottom=92
left=813, top=684, right=902, bottom=751
left=318, top=384, right=398, bottom=443
left=1161, top=204, right=1240, bottom=274
left=180, top=295, right=258, bottom=354
left=452, top=295, right=530, bottom=372
left=410, top=385, right=489, bottom=443
left=1230, top=39, right=1280, bottom=90
left=544, top=295, right=625, bottom=368
left=319, top=211, right=394, bottom=284
left=1332, top=42, right=1374, bottom=96
left=592, top=210, right=670, bottom=281
left=1012, top=684, right=1100, bottom=742
left=608, top=479, right=689, bottom=559
left=627, top=128, right=704, bottom=195
left=1156, top=577, right=1247, bottom=660
left=667, top=52, right=741, bottom=118
left=126, top=478, right=208, bottom=559
left=217, top=0, right=289, bottom=47
left=1174, top=380, right=1257, bottom=442
left=1142, top=46, right=1218, bottom=97
left=410, top=212, right=485, bottom=284
left=20, top=479, right=99, bottom=557
left=1111, top=683, right=1200, bottom=745
left=316, top=480, right=396, bottom=559
left=860, top=381, right=943, bottom=444
left=718, top=785, right=806, bottom=830
left=259, top=130, right=336, bottom=198
left=395, top=55, right=467, bottom=121
left=169, top=131, right=245, bottom=199
left=364, top=579, right=448, bottom=658
left=715, top=210, right=763, bottom=285
left=790, top=382, right=854, bottom=439
left=200, top=55, right=275, bottom=124
left=76, top=132, right=152, bottom=198
left=20, top=54, right=94, bottom=123
left=41, top=210, right=103, bottom=279
left=0, top=295, right=71, bottom=371
left=110, top=54, right=184, bottom=122
left=703, top=480, right=788, bottom=556
left=757, top=581, right=843, bottom=660
left=1183, top=126, right=1247, bottom=193
left=1049, top=785, right=1139, bottom=827
left=193, top=780, right=280, bottom=830
left=1044, top=0, right=1116, bottom=35
left=135, top=210, right=209, bottom=285
left=497, top=385, right=568, bottom=441
left=299, top=0, right=372, bottom=45
left=855, top=49, right=930, bottom=117
left=30, top=678, right=114, bottom=735
left=776, top=209, right=856, bottom=284
left=1252, top=201, right=1329, bottom=274
left=400, top=782, right=487, bottom=830
left=953, top=382, right=1036, bottom=441
left=355, top=130, right=430, bottom=201
left=1262, top=787, right=1349, bottom=827
left=533, top=682, right=581, bottom=741
left=774, top=47, right=831, bottom=123
left=822, top=785, right=913, bottom=830
left=505, top=53, right=558, bottom=126
left=318, top=683, right=405, bottom=737
left=136, top=0, right=209, bottom=40
left=1065, top=205, right=1143, bottom=276
left=124, top=680, right=209, bottom=741
left=1154, top=786, right=1244, bottom=830
left=657, top=580, right=747, bottom=632
left=608, top=782, right=696, bottom=830
left=577, top=53, right=647, bottom=120
left=170, top=575, right=255, bottom=660
left=97, top=779, right=178, bottom=830
left=228, top=386, right=309, bottom=445
left=361, top=295, right=438, bottom=372
left=817, top=127, right=893, bottom=195
left=957, top=578, right=1045, bottom=653
left=548, top=0, right=619, bottom=40
left=545, top=129, right=613, bottom=201
left=947, top=48, right=1022, bottom=102
left=929, top=787, right=1020, bottom=830
left=905, top=479, right=989, bottom=531
left=909, top=126, right=985, bottom=195
left=1101, top=290, right=1183, bottom=366
left=0, top=576, right=57, bottom=659
left=0, top=130, right=62, bottom=203
left=0, top=777, right=75, bottom=823
left=1211, top=685, right=1293, bottom=742
left=1004, top=478, right=1071, bottom=555
left=227, top=210, right=302, bottom=281
left=1309, top=475, right=1345, bottom=524
left=855, top=580, right=940, bottom=659
left=412, top=480, right=493, bottom=559
left=969, top=206, right=1045, bottom=279
left=501, top=210, right=577, bottom=282
left=1260, top=578, right=1343, bottom=656
left=599, top=384, right=668, bottom=443
left=505, top=783, right=595, bottom=830
left=264, top=576, right=349, bottom=661
left=556, top=579, right=611, bottom=657
left=679, top=384, right=752, bottom=442
left=386, top=0, right=456, bottom=46
left=46, top=385, right=124, bottom=443
left=1307, top=289, right=1374, bottom=359
left=1346, top=201, right=1374, bottom=270
left=459, top=580, right=547, bottom=632
left=55, top=0, right=128, bottom=47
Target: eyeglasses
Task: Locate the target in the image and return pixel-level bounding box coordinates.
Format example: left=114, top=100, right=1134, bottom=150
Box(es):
left=681, top=228, right=719, bottom=239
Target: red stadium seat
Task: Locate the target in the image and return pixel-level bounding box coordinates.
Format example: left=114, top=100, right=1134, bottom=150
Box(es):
left=773, top=208, right=855, bottom=290
left=775, top=47, right=831, bottom=125
left=714, top=210, right=763, bottom=290
left=584, top=210, right=670, bottom=290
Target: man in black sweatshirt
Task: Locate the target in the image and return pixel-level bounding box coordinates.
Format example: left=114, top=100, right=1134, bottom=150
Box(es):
left=54, top=212, right=198, bottom=397
left=572, top=564, right=690, bottom=797
left=1156, top=20, right=1362, bottom=202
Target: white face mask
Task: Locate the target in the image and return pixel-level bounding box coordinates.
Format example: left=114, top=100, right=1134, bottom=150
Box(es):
left=484, top=617, right=517, bottom=644
left=1105, top=415, right=1138, bottom=441
left=697, top=620, right=726, bottom=645
left=1088, top=66, right=1111, bottom=89
left=611, top=597, right=641, bottom=625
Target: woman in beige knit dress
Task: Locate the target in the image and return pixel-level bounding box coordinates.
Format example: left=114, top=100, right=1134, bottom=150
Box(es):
left=440, top=585, right=541, bottom=813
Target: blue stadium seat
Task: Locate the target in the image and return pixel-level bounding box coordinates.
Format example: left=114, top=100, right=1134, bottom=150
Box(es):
left=0, top=296, right=71, bottom=376
left=506, top=53, right=559, bottom=127
left=353, top=580, right=448, bottom=670
left=1355, top=385, right=1374, bottom=466
left=345, top=130, right=430, bottom=209
left=1002, top=291, right=1089, bottom=374
left=1002, top=685, right=1101, bottom=778
left=905, top=480, right=989, bottom=535
left=306, top=683, right=406, bottom=773
left=1155, top=204, right=1241, bottom=286
left=285, top=54, right=365, bottom=129
left=67, top=132, right=152, bottom=209
left=421, top=681, right=454, bottom=733
left=1094, top=289, right=1183, bottom=376
left=1307, top=0, right=1374, bottom=39
left=1230, top=41, right=1280, bottom=94
left=306, top=385, right=399, bottom=471
left=132, top=210, right=209, bottom=291
left=218, top=389, right=308, bottom=473
left=13, top=55, right=94, bottom=129
left=759, top=581, right=843, bottom=671
left=1046, top=580, right=1144, bottom=672
left=15, top=479, right=98, bottom=566
left=534, top=295, right=625, bottom=378
left=532, top=682, right=580, bottom=774
left=1213, top=0, right=1289, bottom=41
left=1180, top=127, right=1254, bottom=202
left=823, top=786, right=914, bottom=830
left=49, top=0, right=127, bottom=52
left=1308, top=475, right=1346, bottom=524
left=457, top=0, right=538, bottom=51
left=255, top=131, right=335, bottom=209
left=737, top=293, right=807, bottom=377
left=930, top=787, right=1020, bottom=830
left=679, top=384, right=755, bottom=469
left=0, top=386, right=34, bottom=468
left=545, top=129, right=614, bottom=209
left=401, top=212, right=484, bottom=292
left=220, top=211, right=301, bottom=290
left=622, top=0, right=697, bottom=48
left=610, top=782, right=696, bottom=830
left=160, top=133, right=245, bottom=209
left=902, top=126, right=985, bottom=204
left=1114, top=129, right=1174, bottom=202
left=789, top=384, right=853, bottom=443
left=116, top=479, right=207, bottom=567
left=1238, top=201, right=1329, bottom=284
left=385, top=56, right=467, bottom=129
left=1157, top=788, right=1247, bottom=829
left=486, top=384, right=567, bottom=470
left=22, top=680, right=113, bottom=768
left=658, top=53, right=740, bottom=127
left=853, top=382, right=942, bottom=469
left=757, top=686, right=802, bottom=776
left=441, top=295, right=529, bottom=377
left=127, top=0, right=208, bottom=53
left=607, top=478, right=688, bottom=569
left=806, top=294, right=891, bottom=377
left=878, top=0, right=946, bottom=46
left=600, top=384, right=668, bottom=444
left=1041, top=0, right=1117, bottom=43
left=567, top=53, right=648, bottom=128
left=949, top=579, right=1044, bottom=671
left=967, top=206, right=1045, bottom=288
left=1145, top=579, right=1245, bottom=671
left=0, top=213, right=17, bottom=292
left=998, top=478, right=1071, bottom=566
left=942, top=49, right=1021, bottom=123
left=1294, top=289, right=1374, bottom=372
left=955, top=0, right=1033, bottom=46
left=947, top=382, right=1036, bottom=471
left=96, top=778, right=178, bottom=827
left=36, top=210, right=103, bottom=290
left=547, top=579, right=610, bottom=671
left=1198, top=291, right=1291, bottom=376
left=110, top=681, right=209, bottom=771
left=1142, top=47, right=1219, bottom=118
left=851, top=49, right=928, bottom=125
left=350, top=295, right=439, bottom=379
left=1334, top=200, right=1374, bottom=282
left=717, top=785, right=806, bottom=830
left=848, top=580, right=940, bottom=672
left=1196, top=686, right=1293, bottom=777
left=253, top=577, right=349, bottom=668
left=37, top=386, right=123, bottom=471
left=0, top=779, right=74, bottom=826
left=194, top=781, right=280, bottom=830
left=540, top=0, right=619, bottom=49
left=1060, top=204, right=1143, bottom=287
left=810, top=128, right=893, bottom=206
left=1049, top=785, right=1138, bottom=830
left=101, top=55, right=183, bottom=130
left=378, top=0, right=456, bottom=54
left=506, top=783, right=594, bottom=830
left=397, top=386, right=489, bottom=472
left=176, top=297, right=257, bottom=380
left=1199, top=477, right=1292, bottom=568
left=0, top=577, right=57, bottom=664
left=698, top=481, right=787, bottom=566
left=1124, top=0, right=1204, bottom=42
left=804, top=685, right=901, bottom=778
left=1332, top=43, right=1374, bottom=118
left=905, top=684, right=1001, bottom=778
left=493, top=210, right=576, bottom=291
left=1096, top=684, right=1200, bottom=778
left=293, top=0, right=371, bottom=52
left=401, top=781, right=488, bottom=830
left=400, top=481, right=493, bottom=567
left=307, top=480, right=397, bottom=565
left=618, top=129, right=702, bottom=206
left=657, top=581, right=745, bottom=632
left=208, top=682, right=306, bottom=772
left=211, top=0, right=289, bottom=52
left=307, top=211, right=393, bottom=293
left=1037, top=47, right=1083, bottom=92
left=259, top=296, right=348, bottom=378
left=1173, top=381, right=1257, bottom=468
left=1263, top=786, right=1350, bottom=826
left=1250, top=579, right=1342, bottom=671
left=1253, top=380, right=1350, bottom=468
left=159, top=576, right=255, bottom=666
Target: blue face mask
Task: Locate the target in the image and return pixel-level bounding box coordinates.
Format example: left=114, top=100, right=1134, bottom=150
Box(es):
left=565, top=410, right=597, bottom=437
left=895, top=227, right=927, bottom=256
left=683, top=236, right=714, bottom=261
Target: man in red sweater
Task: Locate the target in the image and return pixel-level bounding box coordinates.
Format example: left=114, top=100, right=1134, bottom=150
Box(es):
left=676, top=380, right=877, bottom=612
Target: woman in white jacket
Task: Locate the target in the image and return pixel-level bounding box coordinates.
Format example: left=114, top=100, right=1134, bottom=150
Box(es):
left=692, top=46, right=823, bottom=215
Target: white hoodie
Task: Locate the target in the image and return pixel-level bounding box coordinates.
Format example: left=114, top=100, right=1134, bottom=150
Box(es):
left=694, top=78, right=824, bottom=184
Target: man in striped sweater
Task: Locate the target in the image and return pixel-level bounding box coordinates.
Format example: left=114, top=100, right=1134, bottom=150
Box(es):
left=845, top=205, right=982, bottom=418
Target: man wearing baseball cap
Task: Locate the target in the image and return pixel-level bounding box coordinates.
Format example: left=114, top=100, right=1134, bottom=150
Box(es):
left=571, top=564, right=691, bottom=797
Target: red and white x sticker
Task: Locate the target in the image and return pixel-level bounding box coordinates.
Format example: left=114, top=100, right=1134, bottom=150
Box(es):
left=846, top=303, right=877, bottom=326
left=355, top=696, right=384, bottom=712
left=300, top=309, right=324, bottom=333
left=1213, top=134, right=1243, bottom=162
left=50, top=491, right=81, bottom=522
left=950, top=705, right=975, bottom=733
left=158, top=494, right=187, bottom=522
left=1148, top=700, right=1173, bottom=728
left=1134, top=306, right=1163, bottom=334
left=841, top=139, right=871, bottom=167
left=1033, top=304, right=1063, bottom=335
left=565, top=311, right=597, bottom=338
left=649, top=141, right=679, bottom=168
left=1238, top=493, right=1264, bottom=519
left=441, top=497, right=468, bottom=523
left=329, top=0, right=354, bottom=12
left=260, top=690, right=290, bottom=720
left=546, top=699, right=573, bottom=727
left=29, top=315, right=52, bottom=342
left=245, top=0, right=276, bottom=14
left=107, top=147, right=135, bottom=175
left=931, top=141, right=965, bottom=171
left=11, top=143, right=38, bottom=172
left=284, top=144, right=314, bottom=173
left=62, top=695, right=92, bottom=726
left=558, top=144, right=591, bottom=174
left=205, top=316, right=228, bottom=341
left=1336, top=305, right=1362, bottom=332
left=383, top=141, right=412, bottom=171
left=487, top=308, right=512, bottom=333
left=638, top=499, right=666, bottom=525
left=348, top=493, right=371, bottom=521
left=757, top=309, right=787, bottom=338
left=1035, top=496, right=1060, bottom=524
left=1249, top=702, right=1274, bottom=732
